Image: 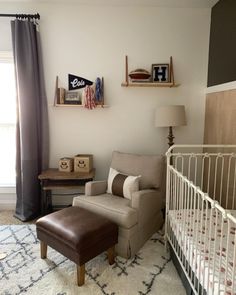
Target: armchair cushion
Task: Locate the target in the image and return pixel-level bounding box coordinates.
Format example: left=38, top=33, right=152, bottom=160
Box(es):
left=73, top=194, right=138, bottom=229
left=111, top=151, right=164, bottom=190
left=107, top=168, right=140, bottom=199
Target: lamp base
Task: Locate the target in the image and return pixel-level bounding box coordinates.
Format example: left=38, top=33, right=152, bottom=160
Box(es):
left=167, top=126, right=174, bottom=148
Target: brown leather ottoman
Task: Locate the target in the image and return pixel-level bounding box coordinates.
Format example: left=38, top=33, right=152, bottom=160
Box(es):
left=36, top=207, right=118, bottom=286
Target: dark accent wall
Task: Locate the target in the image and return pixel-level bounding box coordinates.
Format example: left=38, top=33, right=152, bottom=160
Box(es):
left=207, top=0, right=236, bottom=87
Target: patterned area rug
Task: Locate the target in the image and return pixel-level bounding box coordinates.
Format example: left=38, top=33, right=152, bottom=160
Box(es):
left=0, top=225, right=185, bottom=295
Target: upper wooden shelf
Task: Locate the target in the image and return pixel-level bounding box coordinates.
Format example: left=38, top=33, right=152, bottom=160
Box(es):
left=39, top=168, right=95, bottom=180
left=121, top=55, right=180, bottom=88
left=121, top=82, right=179, bottom=88
left=54, top=103, right=109, bottom=108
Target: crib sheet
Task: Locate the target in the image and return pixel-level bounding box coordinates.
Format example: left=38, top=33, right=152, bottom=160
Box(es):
left=168, top=209, right=236, bottom=295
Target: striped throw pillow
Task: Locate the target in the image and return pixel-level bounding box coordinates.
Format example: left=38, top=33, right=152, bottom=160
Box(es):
left=107, top=168, right=140, bottom=199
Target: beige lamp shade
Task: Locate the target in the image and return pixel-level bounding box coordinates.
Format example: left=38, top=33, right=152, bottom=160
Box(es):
left=155, top=105, right=186, bottom=127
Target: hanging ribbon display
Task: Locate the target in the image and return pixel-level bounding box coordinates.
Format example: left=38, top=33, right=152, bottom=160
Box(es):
left=95, top=77, right=103, bottom=102
left=83, top=85, right=96, bottom=109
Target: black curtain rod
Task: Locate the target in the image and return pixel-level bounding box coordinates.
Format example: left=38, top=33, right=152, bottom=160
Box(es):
left=0, top=13, right=40, bottom=20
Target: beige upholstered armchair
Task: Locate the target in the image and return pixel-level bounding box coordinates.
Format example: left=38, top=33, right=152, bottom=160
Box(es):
left=73, top=151, right=165, bottom=259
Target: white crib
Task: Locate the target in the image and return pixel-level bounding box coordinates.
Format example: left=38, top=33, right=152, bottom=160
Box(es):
left=165, top=145, right=236, bottom=295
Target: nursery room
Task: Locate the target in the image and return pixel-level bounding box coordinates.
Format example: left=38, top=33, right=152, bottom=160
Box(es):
left=0, top=0, right=236, bottom=294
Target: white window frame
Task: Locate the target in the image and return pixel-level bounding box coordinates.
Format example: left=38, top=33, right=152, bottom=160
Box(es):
left=0, top=51, right=13, bottom=63
left=0, top=51, right=16, bottom=193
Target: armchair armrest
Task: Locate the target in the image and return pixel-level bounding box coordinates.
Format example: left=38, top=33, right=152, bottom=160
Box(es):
left=131, top=189, right=163, bottom=224
left=85, top=180, right=107, bottom=196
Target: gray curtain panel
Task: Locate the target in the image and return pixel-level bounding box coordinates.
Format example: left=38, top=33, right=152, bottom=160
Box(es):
left=11, top=19, right=49, bottom=221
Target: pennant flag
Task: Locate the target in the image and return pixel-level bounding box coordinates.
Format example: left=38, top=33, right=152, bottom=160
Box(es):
left=68, top=74, right=93, bottom=90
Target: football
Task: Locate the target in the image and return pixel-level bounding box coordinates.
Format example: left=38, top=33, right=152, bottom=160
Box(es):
left=129, top=68, right=151, bottom=81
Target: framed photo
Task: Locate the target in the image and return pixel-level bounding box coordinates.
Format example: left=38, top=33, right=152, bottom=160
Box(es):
left=152, top=64, right=170, bottom=83
left=64, top=91, right=81, bottom=104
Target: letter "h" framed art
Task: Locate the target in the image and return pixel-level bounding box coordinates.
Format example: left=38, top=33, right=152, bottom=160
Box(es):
left=152, top=64, right=170, bottom=83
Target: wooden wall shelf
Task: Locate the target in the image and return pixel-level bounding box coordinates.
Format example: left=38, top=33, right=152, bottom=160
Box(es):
left=54, top=104, right=109, bottom=108
left=54, top=76, right=106, bottom=107
left=121, top=55, right=180, bottom=88
left=121, top=82, right=179, bottom=87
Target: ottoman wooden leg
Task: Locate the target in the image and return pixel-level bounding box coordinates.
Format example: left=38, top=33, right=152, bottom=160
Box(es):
left=40, top=241, right=47, bottom=259
left=107, top=246, right=115, bottom=265
left=77, top=264, right=85, bottom=286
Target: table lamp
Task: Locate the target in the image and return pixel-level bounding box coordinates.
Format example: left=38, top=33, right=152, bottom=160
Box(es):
left=155, top=105, right=186, bottom=148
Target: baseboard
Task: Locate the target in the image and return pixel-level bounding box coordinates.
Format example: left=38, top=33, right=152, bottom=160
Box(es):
left=0, top=194, right=16, bottom=210
left=51, top=188, right=84, bottom=207
left=52, top=194, right=74, bottom=206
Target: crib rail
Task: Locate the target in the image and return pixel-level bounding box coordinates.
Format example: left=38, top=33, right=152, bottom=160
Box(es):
left=167, top=145, right=236, bottom=209
left=165, top=145, right=236, bottom=295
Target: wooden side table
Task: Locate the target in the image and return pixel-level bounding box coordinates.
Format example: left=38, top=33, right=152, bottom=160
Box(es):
left=38, top=168, right=95, bottom=215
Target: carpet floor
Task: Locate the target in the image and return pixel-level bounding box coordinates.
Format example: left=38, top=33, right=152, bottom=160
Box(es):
left=0, top=210, right=37, bottom=225
left=0, top=211, right=186, bottom=295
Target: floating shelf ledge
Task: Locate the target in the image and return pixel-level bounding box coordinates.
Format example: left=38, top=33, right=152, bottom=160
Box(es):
left=54, top=104, right=109, bottom=108
left=121, top=82, right=180, bottom=88
left=121, top=55, right=180, bottom=88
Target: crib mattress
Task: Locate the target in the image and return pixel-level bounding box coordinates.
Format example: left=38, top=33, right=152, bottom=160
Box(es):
left=168, top=209, right=236, bottom=295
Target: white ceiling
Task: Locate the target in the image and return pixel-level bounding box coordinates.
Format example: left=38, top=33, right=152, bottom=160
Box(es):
left=0, top=0, right=219, bottom=8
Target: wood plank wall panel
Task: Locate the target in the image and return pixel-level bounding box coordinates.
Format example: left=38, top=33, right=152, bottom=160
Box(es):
left=204, top=89, right=236, bottom=144
left=204, top=89, right=236, bottom=209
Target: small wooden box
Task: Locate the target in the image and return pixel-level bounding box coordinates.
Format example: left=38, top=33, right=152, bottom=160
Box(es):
left=74, top=154, right=93, bottom=173
left=59, top=157, right=74, bottom=172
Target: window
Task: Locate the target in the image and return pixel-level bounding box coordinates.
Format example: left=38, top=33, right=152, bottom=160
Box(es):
left=0, top=52, right=16, bottom=186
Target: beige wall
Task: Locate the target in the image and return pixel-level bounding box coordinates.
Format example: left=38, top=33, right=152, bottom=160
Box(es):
left=0, top=2, right=210, bottom=185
